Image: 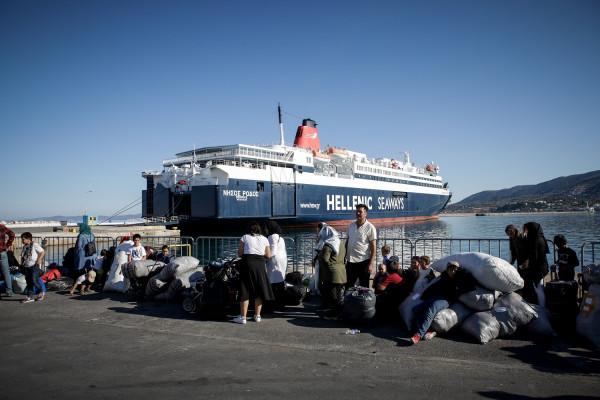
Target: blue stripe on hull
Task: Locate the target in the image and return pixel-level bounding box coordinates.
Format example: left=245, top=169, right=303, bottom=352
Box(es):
left=186, top=180, right=450, bottom=226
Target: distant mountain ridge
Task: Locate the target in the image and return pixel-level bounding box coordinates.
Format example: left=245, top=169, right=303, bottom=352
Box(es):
left=456, top=170, right=600, bottom=205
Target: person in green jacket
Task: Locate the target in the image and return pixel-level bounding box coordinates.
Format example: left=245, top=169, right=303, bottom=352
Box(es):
left=317, top=223, right=346, bottom=320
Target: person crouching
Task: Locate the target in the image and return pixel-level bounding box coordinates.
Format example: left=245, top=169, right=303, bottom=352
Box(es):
left=70, top=270, right=96, bottom=296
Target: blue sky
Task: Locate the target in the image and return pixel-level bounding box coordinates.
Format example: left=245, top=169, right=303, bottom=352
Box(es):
left=1, top=0, right=599, bottom=220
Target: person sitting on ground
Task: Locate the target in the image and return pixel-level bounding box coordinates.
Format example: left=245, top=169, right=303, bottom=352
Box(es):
left=91, top=249, right=107, bottom=290
left=156, top=245, right=173, bottom=264
left=375, top=256, right=406, bottom=321
left=127, top=234, right=147, bottom=262
left=553, top=234, right=579, bottom=281
left=70, top=269, right=96, bottom=296
left=411, top=255, right=437, bottom=295
left=410, top=261, right=476, bottom=344
left=372, top=263, right=388, bottom=293
left=400, top=256, right=420, bottom=293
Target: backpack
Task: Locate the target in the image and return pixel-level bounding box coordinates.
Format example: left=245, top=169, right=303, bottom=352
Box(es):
left=84, top=235, right=96, bottom=257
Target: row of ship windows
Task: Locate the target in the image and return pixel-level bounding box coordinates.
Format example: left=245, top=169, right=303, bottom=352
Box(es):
left=354, top=174, right=443, bottom=188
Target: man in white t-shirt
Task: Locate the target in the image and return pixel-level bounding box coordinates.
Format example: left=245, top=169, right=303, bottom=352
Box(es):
left=345, top=204, right=377, bottom=289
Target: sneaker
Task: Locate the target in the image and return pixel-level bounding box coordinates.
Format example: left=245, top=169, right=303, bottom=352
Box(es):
left=21, top=296, right=34, bottom=304
left=410, top=334, right=421, bottom=344
left=36, top=292, right=45, bottom=301
left=424, top=331, right=437, bottom=340
left=253, top=315, right=261, bottom=323
left=233, top=315, right=247, bottom=324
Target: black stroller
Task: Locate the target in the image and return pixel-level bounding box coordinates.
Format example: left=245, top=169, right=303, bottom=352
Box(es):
left=125, top=261, right=165, bottom=301
left=182, top=257, right=240, bottom=319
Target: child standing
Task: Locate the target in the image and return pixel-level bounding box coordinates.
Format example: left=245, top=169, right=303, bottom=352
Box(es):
left=20, top=232, right=46, bottom=303
left=127, top=234, right=147, bottom=262
left=553, top=234, right=580, bottom=281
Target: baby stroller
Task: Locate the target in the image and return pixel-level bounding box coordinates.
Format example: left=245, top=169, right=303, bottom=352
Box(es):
left=182, top=257, right=240, bottom=319
left=125, top=261, right=165, bottom=301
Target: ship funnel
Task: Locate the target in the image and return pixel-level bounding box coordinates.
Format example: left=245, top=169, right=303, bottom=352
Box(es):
left=293, top=118, right=320, bottom=150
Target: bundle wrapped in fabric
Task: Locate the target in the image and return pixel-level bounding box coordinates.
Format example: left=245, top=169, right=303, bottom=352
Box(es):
left=341, top=287, right=376, bottom=323
left=430, top=252, right=523, bottom=293
left=521, top=304, right=555, bottom=337
left=122, top=260, right=166, bottom=280
left=491, top=293, right=538, bottom=337
left=145, top=275, right=169, bottom=298
left=458, top=285, right=501, bottom=311
left=576, top=283, right=600, bottom=348
left=154, top=268, right=205, bottom=302
left=157, top=256, right=199, bottom=281
left=461, top=311, right=501, bottom=344
left=431, top=301, right=473, bottom=333
left=103, top=250, right=130, bottom=293
left=582, top=263, right=600, bottom=285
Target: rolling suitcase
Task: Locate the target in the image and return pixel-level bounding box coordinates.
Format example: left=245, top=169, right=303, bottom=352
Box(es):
left=545, top=277, right=579, bottom=332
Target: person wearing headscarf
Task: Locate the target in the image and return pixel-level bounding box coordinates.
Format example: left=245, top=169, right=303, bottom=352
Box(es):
left=74, top=223, right=95, bottom=278
left=521, top=222, right=550, bottom=307
left=234, top=221, right=274, bottom=324
left=264, top=220, right=287, bottom=312
left=317, top=223, right=346, bottom=319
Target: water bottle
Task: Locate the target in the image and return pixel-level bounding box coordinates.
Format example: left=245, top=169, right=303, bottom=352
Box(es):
left=345, top=329, right=360, bottom=335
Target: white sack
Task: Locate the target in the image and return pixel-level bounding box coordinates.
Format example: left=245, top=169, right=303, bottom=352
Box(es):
left=458, top=285, right=501, bottom=311
left=431, top=252, right=523, bottom=293
left=158, top=256, right=199, bottom=281
left=122, top=259, right=165, bottom=279
left=431, top=301, right=473, bottom=333
left=576, top=283, right=600, bottom=348
left=154, top=267, right=204, bottom=302
left=461, top=311, right=500, bottom=344
left=492, top=292, right=538, bottom=337
left=521, top=304, right=555, bottom=337
left=103, top=250, right=130, bottom=293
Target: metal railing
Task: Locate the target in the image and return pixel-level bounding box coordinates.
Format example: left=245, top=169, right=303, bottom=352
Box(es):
left=580, top=242, right=599, bottom=265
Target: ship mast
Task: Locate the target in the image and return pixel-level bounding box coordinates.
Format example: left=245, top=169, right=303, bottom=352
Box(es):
left=278, top=103, right=285, bottom=146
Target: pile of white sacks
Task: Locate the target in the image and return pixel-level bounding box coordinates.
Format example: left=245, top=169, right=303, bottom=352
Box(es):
left=398, top=252, right=554, bottom=344
left=103, top=239, right=204, bottom=301
left=576, top=263, right=600, bottom=348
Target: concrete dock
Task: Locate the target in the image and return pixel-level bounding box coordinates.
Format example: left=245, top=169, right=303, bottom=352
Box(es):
left=1, top=289, right=598, bottom=399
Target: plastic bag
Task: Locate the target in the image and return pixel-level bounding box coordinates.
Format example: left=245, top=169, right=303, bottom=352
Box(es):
left=458, top=285, right=500, bottom=311
left=461, top=311, right=500, bottom=344
left=341, top=287, right=376, bottom=322
left=431, top=301, right=473, bottom=333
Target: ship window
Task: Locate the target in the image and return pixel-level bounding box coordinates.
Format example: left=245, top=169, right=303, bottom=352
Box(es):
left=237, top=181, right=240, bottom=186
left=257, top=182, right=264, bottom=192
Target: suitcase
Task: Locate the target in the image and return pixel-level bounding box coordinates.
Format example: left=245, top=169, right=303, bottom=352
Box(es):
left=545, top=280, right=579, bottom=325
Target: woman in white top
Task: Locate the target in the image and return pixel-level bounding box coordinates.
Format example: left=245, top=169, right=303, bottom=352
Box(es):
left=234, top=221, right=274, bottom=324
left=265, top=221, right=287, bottom=312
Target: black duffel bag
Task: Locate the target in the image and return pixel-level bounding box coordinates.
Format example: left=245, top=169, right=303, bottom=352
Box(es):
left=341, top=287, right=376, bottom=323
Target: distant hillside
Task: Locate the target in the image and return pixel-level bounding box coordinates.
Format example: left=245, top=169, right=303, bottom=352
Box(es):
left=456, top=170, right=600, bottom=205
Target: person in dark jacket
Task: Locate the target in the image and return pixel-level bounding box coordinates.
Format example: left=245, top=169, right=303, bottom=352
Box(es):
left=505, top=224, right=527, bottom=267
left=409, top=261, right=476, bottom=344
left=521, top=222, right=550, bottom=307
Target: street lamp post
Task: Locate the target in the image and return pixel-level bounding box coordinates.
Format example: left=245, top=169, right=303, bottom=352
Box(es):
left=84, top=190, right=92, bottom=216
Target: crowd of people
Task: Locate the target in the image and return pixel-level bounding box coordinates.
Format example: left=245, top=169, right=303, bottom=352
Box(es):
left=0, top=209, right=582, bottom=344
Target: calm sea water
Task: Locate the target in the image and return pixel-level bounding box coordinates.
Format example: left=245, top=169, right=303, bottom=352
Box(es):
left=189, top=212, right=599, bottom=267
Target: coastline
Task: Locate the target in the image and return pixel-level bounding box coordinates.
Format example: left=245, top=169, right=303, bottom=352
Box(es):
left=440, top=211, right=595, bottom=217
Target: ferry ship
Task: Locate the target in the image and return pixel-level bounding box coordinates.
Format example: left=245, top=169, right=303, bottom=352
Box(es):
left=142, top=108, right=452, bottom=228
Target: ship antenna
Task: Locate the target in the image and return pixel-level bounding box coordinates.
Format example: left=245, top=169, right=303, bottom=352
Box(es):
left=278, top=102, right=285, bottom=146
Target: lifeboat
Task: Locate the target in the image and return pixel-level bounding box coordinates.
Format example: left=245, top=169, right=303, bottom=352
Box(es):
left=312, top=150, right=331, bottom=160
left=426, top=165, right=435, bottom=172
left=327, top=147, right=349, bottom=156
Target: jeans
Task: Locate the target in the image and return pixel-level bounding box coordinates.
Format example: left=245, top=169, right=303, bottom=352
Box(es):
left=412, top=296, right=450, bottom=338
left=24, top=266, right=43, bottom=296
left=0, top=251, right=13, bottom=295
